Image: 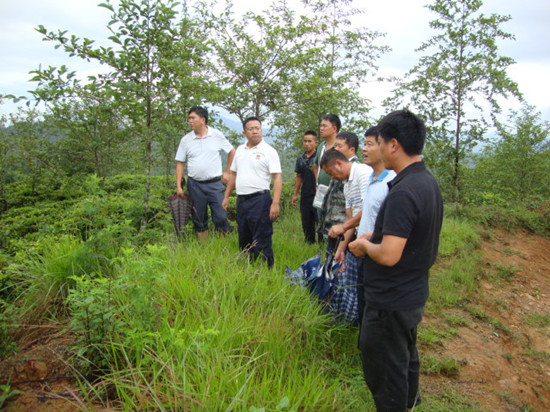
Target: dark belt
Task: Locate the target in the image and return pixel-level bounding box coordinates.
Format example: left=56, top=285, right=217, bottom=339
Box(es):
left=193, top=176, right=221, bottom=184
left=238, top=190, right=269, bottom=200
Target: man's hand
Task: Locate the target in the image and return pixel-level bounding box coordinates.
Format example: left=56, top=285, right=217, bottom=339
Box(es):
left=222, top=197, right=229, bottom=210
left=348, top=238, right=367, bottom=257
left=222, top=170, right=231, bottom=185
left=291, top=195, right=298, bottom=207
left=270, top=203, right=280, bottom=221
left=328, top=224, right=345, bottom=238
left=176, top=187, right=185, bottom=198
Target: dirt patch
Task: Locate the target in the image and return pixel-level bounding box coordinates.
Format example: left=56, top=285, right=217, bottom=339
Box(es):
left=0, top=329, right=82, bottom=411
left=421, top=228, right=550, bottom=411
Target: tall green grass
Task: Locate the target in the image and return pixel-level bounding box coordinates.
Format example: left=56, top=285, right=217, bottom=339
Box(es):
left=4, top=207, right=486, bottom=411
left=63, top=214, right=364, bottom=410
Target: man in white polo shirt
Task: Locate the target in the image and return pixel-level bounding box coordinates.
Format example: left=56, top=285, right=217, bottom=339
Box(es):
left=222, top=117, right=282, bottom=268
left=175, top=106, right=235, bottom=241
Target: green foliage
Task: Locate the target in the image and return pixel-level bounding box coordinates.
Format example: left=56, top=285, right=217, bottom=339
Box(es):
left=438, top=217, right=480, bottom=257
left=488, top=263, right=519, bottom=282
left=524, top=312, right=550, bottom=329
left=427, top=217, right=481, bottom=311
left=386, top=0, right=521, bottom=200
left=0, top=384, right=22, bottom=409
left=61, top=218, right=358, bottom=410
left=445, top=314, right=469, bottom=327
left=197, top=0, right=387, bottom=151
left=0, top=188, right=522, bottom=410
left=419, top=326, right=458, bottom=348
left=0, top=301, right=17, bottom=359
left=422, top=354, right=462, bottom=377
left=444, top=200, right=550, bottom=236
left=465, top=104, right=550, bottom=216
left=67, top=275, right=123, bottom=376
left=421, top=386, right=480, bottom=410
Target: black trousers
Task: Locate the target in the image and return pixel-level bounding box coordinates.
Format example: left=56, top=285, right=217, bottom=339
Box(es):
left=359, top=307, right=423, bottom=412
left=236, top=192, right=274, bottom=268
left=299, top=200, right=317, bottom=244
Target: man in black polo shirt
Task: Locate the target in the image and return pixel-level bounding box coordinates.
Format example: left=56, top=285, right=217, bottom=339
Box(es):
left=349, top=109, right=443, bottom=411
left=291, top=130, right=318, bottom=244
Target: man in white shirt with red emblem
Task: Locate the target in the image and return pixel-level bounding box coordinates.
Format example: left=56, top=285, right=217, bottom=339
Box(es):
left=222, top=117, right=282, bottom=268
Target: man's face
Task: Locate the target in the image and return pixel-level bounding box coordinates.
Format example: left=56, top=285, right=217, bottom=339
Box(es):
left=319, top=119, right=336, bottom=139
left=378, top=135, right=393, bottom=169
left=188, top=112, right=205, bottom=131
left=303, top=134, right=317, bottom=154
left=363, top=135, right=381, bottom=167
left=322, top=161, right=347, bottom=181
left=243, top=120, right=262, bottom=146
left=334, top=138, right=354, bottom=159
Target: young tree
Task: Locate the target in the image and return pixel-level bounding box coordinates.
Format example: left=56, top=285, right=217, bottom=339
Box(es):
left=272, top=0, right=388, bottom=150
left=467, top=104, right=550, bottom=202
left=199, top=0, right=387, bottom=149
left=30, top=0, right=208, bottom=230
left=385, top=0, right=521, bottom=200
left=45, top=89, right=129, bottom=178
left=2, top=109, right=56, bottom=196
left=0, top=115, right=12, bottom=212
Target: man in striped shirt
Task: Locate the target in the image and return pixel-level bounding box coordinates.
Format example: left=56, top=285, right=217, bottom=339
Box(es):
left=321, top=148, right=372, bottom=324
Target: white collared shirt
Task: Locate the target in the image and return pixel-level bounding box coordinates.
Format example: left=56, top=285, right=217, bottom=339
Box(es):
left=175, top=127, right=233, bottom=180
left=344, top=162, right=373, bottom=217
left=231, top=140, right=281, bottom=195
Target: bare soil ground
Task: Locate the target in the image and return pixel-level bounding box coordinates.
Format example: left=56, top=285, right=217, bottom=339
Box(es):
left=421, top=228, right=550, bottom=411
left=1, top=228, right=549, bottom=411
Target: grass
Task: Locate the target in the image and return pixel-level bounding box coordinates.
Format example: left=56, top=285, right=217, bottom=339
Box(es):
left=3, top=208, right=495, bottom=411
left=422, top=354, right=463, bottom=377
left=524, top=312, right=550, bottom=328
left=488, top=263, right=519, bottom=282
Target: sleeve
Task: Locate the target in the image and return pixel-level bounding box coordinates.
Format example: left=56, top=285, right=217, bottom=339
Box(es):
left=230, top=147, right=240, bottom=172
left=268, top=147, right=282, bottom=174
left=294, top=157, right=302, bottom=174
left=218, top=132, right=234, bottom=154
left=344, top=184, right=351, bottom=210
left=381, top=190, right=418, bottom=239
left=174, top=137, right=187, bottom=162
left=313, top=148, right=320, bottom=166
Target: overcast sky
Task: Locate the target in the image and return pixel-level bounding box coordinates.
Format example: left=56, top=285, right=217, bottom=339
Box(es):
left=1, top=0, right=549, bottom=123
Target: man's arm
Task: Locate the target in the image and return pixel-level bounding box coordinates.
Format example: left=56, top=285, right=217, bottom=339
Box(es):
left=328, top=210, right=362, bottom=238
left=176, top=161, right=186, bottom=198
left=270, top=173, right=283, bottom=221
left=222, top=171, right=236, bottom=210
left=349, top=234, right=407, bottom=266
left=222, top=148, right=236, bottom=185
left=291, top=174, right=302, bottom=206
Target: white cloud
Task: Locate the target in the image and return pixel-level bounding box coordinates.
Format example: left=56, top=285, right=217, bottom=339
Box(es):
left=1, top=0, right=549, bottom=122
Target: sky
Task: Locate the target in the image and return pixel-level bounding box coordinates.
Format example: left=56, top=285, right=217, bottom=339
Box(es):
left=1, top=0, right=549, bottom=123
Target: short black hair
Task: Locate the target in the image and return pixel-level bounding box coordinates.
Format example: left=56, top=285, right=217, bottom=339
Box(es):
left=304, top=130, right=318, bottom=139
left=188, top=106, right=208, bottom=125
left=364, top=126, right=379, bottom=138
left=336, top=131, right=359, bottom=153
left=320, top=147, right=348, bottom=168
left=243, top=116, right=262, bottom=129
left=378, top=109, right=426, bottom=155
left=321, top=114, right=342, bottom=132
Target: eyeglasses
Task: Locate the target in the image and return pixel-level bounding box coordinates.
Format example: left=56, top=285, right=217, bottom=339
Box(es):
left=245, top=126, right=261, bottom=132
